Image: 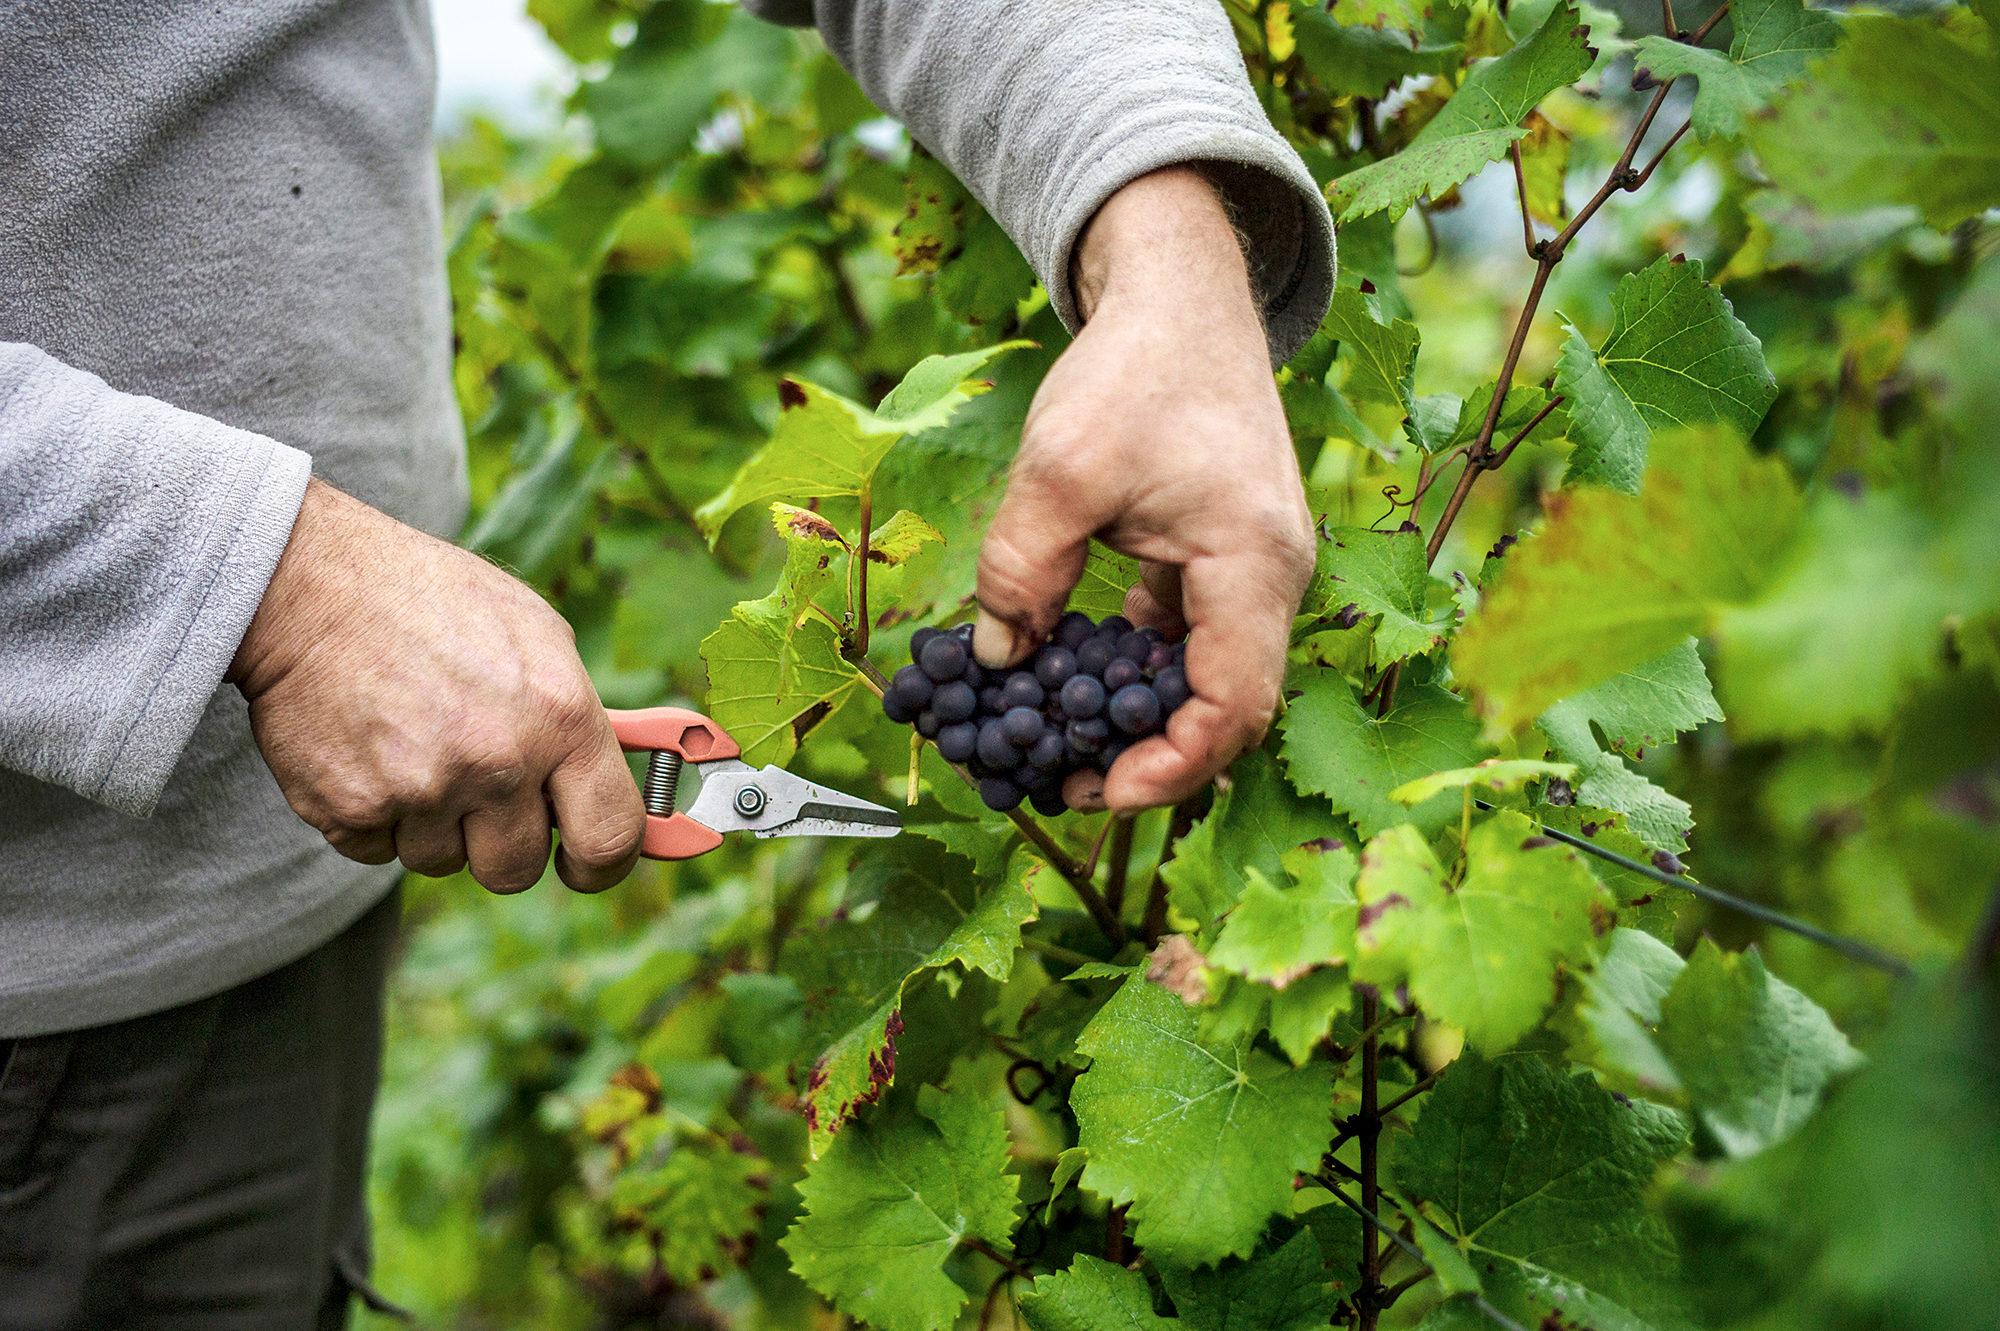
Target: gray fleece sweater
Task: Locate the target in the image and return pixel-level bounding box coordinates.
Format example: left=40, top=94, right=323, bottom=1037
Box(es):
left=0, top=0, right=1334, bottom=1038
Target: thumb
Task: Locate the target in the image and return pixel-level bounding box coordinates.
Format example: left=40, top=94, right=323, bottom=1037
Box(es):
left=973, top=477, right=1093, bottom=669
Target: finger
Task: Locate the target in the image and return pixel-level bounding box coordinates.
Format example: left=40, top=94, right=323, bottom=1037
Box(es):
left=1123, top=563, right=1187, bottom=639
left=972, top=477, right=1095, bottom=669
left=1062, top=768, right=1108, bottom=814
left=546, top=722, right=645, bottom=893
left=393, top=809, right=469, bottom=879
left=463, top=792, right=552, bottom=895
left=1102, top=546, right=1306, bottom=810
left=324, top=825, right=397, bottom=866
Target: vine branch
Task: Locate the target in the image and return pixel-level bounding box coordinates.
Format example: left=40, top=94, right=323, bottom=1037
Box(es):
left=1420, top=3, right=1731, bottom=569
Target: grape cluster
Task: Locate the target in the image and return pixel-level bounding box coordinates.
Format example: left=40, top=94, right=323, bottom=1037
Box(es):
left=881, top=612, right=1191, bottom=815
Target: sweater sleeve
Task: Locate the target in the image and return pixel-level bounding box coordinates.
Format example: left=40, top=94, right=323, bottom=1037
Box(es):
left=743, top=0, right=1337, bottom=365
left=0, top=343, right=312, bottom=817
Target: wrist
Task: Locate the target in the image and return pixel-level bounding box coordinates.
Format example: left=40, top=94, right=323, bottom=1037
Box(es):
left=227, top=478, right=359, bottom=695
left=1070, top=165, right=1259, bottom=329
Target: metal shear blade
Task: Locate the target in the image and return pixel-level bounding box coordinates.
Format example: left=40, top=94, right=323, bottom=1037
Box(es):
left=685, top=759, right=902, bottom=840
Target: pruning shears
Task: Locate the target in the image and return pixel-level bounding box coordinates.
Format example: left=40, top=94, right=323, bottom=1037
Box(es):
left=606, top=706, right=902, bottom=859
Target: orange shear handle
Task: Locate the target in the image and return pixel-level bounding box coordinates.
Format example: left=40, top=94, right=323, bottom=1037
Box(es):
left=605, top=706, right=742, bottom=861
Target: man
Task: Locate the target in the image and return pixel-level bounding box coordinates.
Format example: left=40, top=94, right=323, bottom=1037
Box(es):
left=0, top=0, right=1333, bottom=1323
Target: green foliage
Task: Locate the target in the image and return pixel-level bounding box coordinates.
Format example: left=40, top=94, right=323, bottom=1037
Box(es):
left=1750, top=12, right=2000, bottom=229
left=783, top=1085, right=1019, bottom=1331
left=1629, top=0, right=1840, bottom=141
left=1556, top=255, right=1778, bottom=493
left=372, top=2, right=2000, bottom=1327
left=1353, top=812, right=1613, bottom=1051
left=1069, top=977, right=1336, bottom=1263
left=1398, top=1053, right=1693, bottom=1330
left=1327, top=2, right=1595, bottom=222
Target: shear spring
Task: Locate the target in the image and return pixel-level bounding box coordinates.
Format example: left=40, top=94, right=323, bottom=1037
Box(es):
left=643, top=750, right=682, bottom=816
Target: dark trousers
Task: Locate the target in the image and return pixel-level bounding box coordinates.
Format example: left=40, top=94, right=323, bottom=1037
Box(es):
left=0, top=887, right=404, bottom=1331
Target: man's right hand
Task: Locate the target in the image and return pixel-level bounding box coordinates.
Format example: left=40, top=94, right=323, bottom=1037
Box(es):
left=227, top=479, right=645, bottom=894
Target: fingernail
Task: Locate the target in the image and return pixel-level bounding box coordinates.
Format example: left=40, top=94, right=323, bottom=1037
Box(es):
left=973, top=608, right=1021, bottom=669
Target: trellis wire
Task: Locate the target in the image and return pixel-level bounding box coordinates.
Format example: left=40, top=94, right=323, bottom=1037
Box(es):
left=1475, top=800, right=1914, bottom=978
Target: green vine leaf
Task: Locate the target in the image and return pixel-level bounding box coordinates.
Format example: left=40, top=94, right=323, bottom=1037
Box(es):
left=1555, top=925, right=1688, bottom=1101
left=1452, top=425, right=1803, bottom=731
left=1655, top=940, right=1862, bottom=1159
left=1304, top=526, right=1447, bottom=664
left=1278, top=675, right=1488, bottom=837
left=1354, top=811, right=1613, bottom=1052
left=1017, top=1255, right=1176, bottom=1331
left=1321, top=286, right=1421, bottom=414
left=1069, top=977, right=1336, bottom=1264
left=1749, top=13, right=2000, bottom=230
left=781, top=840, right=1041, bottom=1155
left=1289, top=0, right=1464, bottom=99
left=1389, top=758, right=1576, bottom=806
left=1207, top=847, right=1360, bottom=987
left=1532, top=805, right=1693, bottom=941
left=1555, top=256, right=1778, bottom=494
left=1629, top=0, right=1841, bottom=141
left=1158, top=1227, right=1349, bottom=1331
left=1328, top=2, right=1596, bottom=222
left=783, top=1086, right=1019, bottom=1331
left=695, top=343, right=1027, bottom=541
left=1538, top=702, right=1693, bottom=850
left=610, top=1142, right=767, bottom=1285
left=1159, top=748, right=1357, bottom=930
left=1658, top=971, right=2000, bottom=1330
left=1397, top=1052, right=1693, bottom=1330
left=700, top=612, right=865, bottom=769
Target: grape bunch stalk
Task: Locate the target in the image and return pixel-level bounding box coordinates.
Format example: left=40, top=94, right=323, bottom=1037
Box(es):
left=880, top=611, right=1191, bottom=814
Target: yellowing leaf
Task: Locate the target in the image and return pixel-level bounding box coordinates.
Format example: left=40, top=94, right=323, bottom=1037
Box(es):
left=1452, top=426, right=1803, bottom=732
left=1353, top=812, right=1613, bottom=1052
left=694, top=343, right=1028, bottom=540
left=1389, top=758, right=1576, bottom=806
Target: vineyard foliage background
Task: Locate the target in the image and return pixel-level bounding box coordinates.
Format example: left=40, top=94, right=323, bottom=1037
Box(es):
left=363, top=0, right=1999, bottom=1327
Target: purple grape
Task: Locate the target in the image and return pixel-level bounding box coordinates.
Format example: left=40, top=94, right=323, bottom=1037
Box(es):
left=1113, top=630, right=1151, bottom=663
left=1075, top=637, right=1116, bottom=677
left=920, top=633, right=968, bottom=682
left=1108, top=684, right=1161, bottom=736
left=1098, top=738, right=1130, bottom=772
left=1099, top=615, right=1134, bottom=638
left=931, top=680, right=977, bottom=724
left=1059, top=674, right=1105, bottom=720
left=1153, top=664, right=1190, bottom=715
left=937, top=721, right=978, bottom=763
left=1027, top=731, right=1066, bottom=769
left=1144, top=641, right=1175, bottom=674
left=961, top=659, right=986, bottom=689
left=1034, top=647, right=1077, bottom=691
left=980, top=777, right=1024, bottom=812
left=977, top=720, right=1022, bottom=768
left=909, top=626, right=941, bottom=664
left=1137, top=626, right=1164, bottom=645
left=1103, top=658, right=1142, bottom=692
left=1055, top=611, right=1096, bottom=650
left=882, top=691, right=918, bottom=724
left=1067, top=717, right=1109, bottom=754
left=1002, top=706, right=1046, bottom=746
left=916, top=709, right=942, bottom=739
left=979, top=685, right=1007, bottom=715
left=890, top=664, right=934, bottom=710
left=1000, top=672, right=1045, bottom=711
left=1029, top=787, right=1068, bottom=817
left=1016, top=763, right=1053, bottom=792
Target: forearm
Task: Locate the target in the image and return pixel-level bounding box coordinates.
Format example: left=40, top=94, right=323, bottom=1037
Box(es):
left=0, top=342, right=310, bottom=815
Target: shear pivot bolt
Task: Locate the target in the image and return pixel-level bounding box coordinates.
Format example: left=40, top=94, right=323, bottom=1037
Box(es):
left=734, top=785, right=767, bottom=818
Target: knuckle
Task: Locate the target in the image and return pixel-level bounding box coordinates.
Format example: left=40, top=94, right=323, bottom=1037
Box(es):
left=565, top=810, right=645, bottom=874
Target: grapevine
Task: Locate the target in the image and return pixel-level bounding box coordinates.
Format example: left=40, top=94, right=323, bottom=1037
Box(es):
left=365, top=0, right=2000, bottom=1328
